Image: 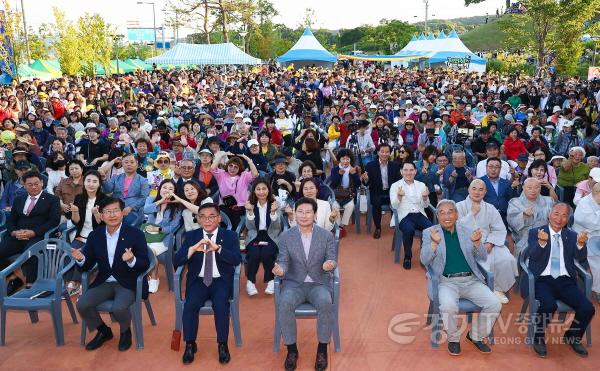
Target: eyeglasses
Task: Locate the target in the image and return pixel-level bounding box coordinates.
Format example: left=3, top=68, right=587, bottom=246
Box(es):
left=102, top=209, right=122, bottom=215
left=156, top=160, right=169, bottom=164
left=198, top=215, right=219, bottom=221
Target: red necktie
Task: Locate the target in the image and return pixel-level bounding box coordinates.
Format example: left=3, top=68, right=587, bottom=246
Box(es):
left=26, top=196, right=37, bottom=215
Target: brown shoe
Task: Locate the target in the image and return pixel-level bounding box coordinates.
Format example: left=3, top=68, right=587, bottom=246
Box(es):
left=284, top=351, right=298, bottom=371
left=373, top=228, right=381, bottom=239
left=315, top=352, right=328, bottom=371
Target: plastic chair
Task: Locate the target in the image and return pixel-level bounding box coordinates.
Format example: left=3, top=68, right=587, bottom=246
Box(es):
left=79, top=245, right=157, bottom=350
left=518, top=252, right=592, bottom=346
left=391, top=204, right=437, bottom=264
left=426, top=262, right=494, bottom=348
left=0, top=238, right=78, bottom=346
left=273, top=268, right=341, bottom=352
left=156, top=223, right=183, bottom=292
left=173, top=265, right=242, bottom=347
left=555, top=185, right=566, bottom=202
left=365, top=189, right=392, bottom=234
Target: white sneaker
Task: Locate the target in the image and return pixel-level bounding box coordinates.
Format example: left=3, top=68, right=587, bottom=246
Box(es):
left=494, top=290, right=509, bottom=304
left=246, top=281, right=258, bottom=296
left=148, top=278, right=160, bottom=293
left=265, top=280, right=275, bottom=295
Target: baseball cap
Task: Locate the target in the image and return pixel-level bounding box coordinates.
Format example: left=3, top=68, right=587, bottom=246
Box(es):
left=234, top=113, right=244, bottom=118
left=199, top=148, right=213, bottom=156
left=247, top=139, right=259, bottom=147
left=552, top=106, right=562, bottom=113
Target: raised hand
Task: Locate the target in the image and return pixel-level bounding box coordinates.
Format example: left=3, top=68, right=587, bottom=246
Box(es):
left=431, top=229, right=442, bottom=244
left=122, top=248, right=134, bottom=263
left=70, top=203, right=79, bottom=213
left=422, top=187, right=429, bottom=198
left=397, top=187, right=405, bottom=198
left=361, top=171, right=369, bottom=182
left=577, top=231, right=589, bottom=246
left=471, top=228, right=482, bottom=243
left=272, top=263, right=284, bottom=276
left=523, top=207, right=534, bottom=217
left=244, top=201, right=253, bottom=212
left=323, top=260, right=335, bottom=272
left=537, top=228, right=549, bottom=246
left=71, top=248, right=84, bottom=262
left=271, top=201, right=279, bottom=213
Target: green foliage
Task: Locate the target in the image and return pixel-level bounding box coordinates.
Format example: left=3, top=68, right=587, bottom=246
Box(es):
left=78, top=14, right=114, bottom=76
left=486, top=58, right=535, bottom=75
left=460, top=17, right=509, bottom=51
left=118, top=44, right=153, bottom=60
left=28, top=25, right=51, bottom=60
left=52, top=7, right=81, bottom=76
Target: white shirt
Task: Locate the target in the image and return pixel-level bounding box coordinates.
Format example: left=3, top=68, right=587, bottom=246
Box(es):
left=380, top=160, right=389, bottom=190
left=80, top=198, right=96, bottom=239
left=199, top=229, right=221, bottom=279
left=476, top=159, right=512, bottom=180
left=403, top=181, right=420, bottom=213
left=257, top=202, right=268, bottom=231
left=541, top=227, right=569, bottom=277
left=23, top=190, right=43, bottom=215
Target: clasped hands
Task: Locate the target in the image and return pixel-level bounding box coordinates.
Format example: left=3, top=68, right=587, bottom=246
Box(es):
left=188, top=238, right=220, bottom=258
left=272, top=260, right=336, bottom=277
left=11, top=229, right=35, bottom=240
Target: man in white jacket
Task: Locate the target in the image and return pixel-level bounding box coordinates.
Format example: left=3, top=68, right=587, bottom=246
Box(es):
left=573, top=182, right=600, bottom=294
left=390, top=161, right=433, bottom=270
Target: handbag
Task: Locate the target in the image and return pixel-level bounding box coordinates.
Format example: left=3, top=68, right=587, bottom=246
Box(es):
left=141, top=223, right=166, bottom=243
left=333, top=173, right=354, bottom=201
left=222, top=177, right=240, bottom=208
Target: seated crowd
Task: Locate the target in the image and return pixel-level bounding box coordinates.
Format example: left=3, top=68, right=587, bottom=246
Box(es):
left=0, top=65, right=599, bottom=368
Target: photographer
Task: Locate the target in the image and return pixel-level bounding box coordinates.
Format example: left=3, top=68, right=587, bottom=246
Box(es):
left=417, top=118, right=442, bottom=154
left=554, top=120, right=583, bottom=156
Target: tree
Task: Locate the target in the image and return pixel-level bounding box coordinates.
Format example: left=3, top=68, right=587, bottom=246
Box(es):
left=465, top=0, right=510, bottom=9
left=28, top=24, right=51, bottom=60
left=364, top=19, right=417, bottom=54
left=52, top=7, right=80, bottom=76
left=0, top=0, right=23, bottom=71
left=301, top=7, right=317, bottom=29
left=499, top=0, right=600, bottom=75
left=78, top=14, right=114, bottom=76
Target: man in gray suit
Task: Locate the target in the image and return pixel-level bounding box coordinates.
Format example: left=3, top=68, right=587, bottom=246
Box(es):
left=273, top=197, right=337, bottom=371
left=421, top=199, right=501, bottom=356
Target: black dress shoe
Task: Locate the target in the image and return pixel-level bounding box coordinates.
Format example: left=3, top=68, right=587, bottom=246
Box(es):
left=118, top=328, right=132, bottom=351
left=218, top=342, right=230, bottom=364
left=447, top=342, right=461, bottom=356
left=403, top=258, right=412, bottom=270
left=182, top=342, right=197, bottom=364
left=466, top=331, right=491, bottom=354
left=284, top=352, right=298, bottom=371
left=315, top=352, right=328, bottom=371
left=85, top=326, right=113, bottom=351
left=6, top=278, right=24, bottom=296
left=532, top=339, right=547, bottom=358
left=373, top=228, right=381, bottom=239
left=564, top=335, right=588, bottom=357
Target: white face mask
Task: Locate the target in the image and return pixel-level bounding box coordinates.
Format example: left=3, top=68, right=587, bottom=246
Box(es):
left=207, top=133, right=214, bottom=138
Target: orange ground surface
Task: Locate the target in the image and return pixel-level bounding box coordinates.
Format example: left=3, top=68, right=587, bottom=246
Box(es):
left=0, top=214, right=599, bottom=371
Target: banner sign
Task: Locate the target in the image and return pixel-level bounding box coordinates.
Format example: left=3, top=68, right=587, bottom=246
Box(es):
left=446, top=56, right=471, bottom=70
left=0, top=10, right=16, bottom=85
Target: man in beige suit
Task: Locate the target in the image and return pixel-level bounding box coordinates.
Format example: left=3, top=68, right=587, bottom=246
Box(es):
left=390, top=161, right=433, bottom=269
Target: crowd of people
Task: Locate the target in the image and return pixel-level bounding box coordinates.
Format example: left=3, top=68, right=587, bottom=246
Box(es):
left=0, top=62, right=600, bottom=367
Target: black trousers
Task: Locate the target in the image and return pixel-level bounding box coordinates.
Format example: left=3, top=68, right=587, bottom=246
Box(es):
left=534, top=275, right=595, bottom=341
left=0, top=235, right=42, bottom=283
left=370, top=192, right=390, bottom=229
left=220, top=205, right=243, bottom=230
left=245, top=234, right=277, bottom=284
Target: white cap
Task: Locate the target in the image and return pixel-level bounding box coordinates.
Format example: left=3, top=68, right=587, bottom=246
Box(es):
left=589, top=167, right=600, bottom=182
left=235, top=113, right=244, bottom=118
left=247, top=139, right=259, bottom=147
left=562, top=120, right=573, bottom=127
left=243, top=117, right=252, bottom=123
left=552, top=106, right=562, bottom=113
left=369, top=104, right=377, bottom=109
left=85, top=123, right=97, bottom=129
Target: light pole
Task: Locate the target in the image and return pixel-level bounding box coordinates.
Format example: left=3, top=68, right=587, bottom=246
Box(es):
left=20, top=0, right=30, bottom=63
left=137, top=2, right=157, bottom=56
left=239, top=25, right=248, bottom=53
left=113, top=34, right=124, bottom=74
left=423, top=0, right=429, bottom=34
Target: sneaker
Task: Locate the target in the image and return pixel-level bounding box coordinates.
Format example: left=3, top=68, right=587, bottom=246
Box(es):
left=148, top=278, right=159, bottom=293
left=246, top=281, right=258, bottom=296
left=494, top=290, right=509, bottom=304
left=265, top=280, right=275, bottom=295
left=447, top=341, right=461, bottom=356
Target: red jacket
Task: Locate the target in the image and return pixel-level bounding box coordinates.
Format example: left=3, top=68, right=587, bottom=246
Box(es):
left=503, top=137, right=527, bottom=161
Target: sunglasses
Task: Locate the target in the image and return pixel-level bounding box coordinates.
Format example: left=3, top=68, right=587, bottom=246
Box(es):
left=156, top=160, right=169, bottom=164
left=399, top=150, right=407, bottom=154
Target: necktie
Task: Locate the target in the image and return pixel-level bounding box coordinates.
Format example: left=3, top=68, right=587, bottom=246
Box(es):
left=203, top=233, right=214, bottom=286
left=26, top=196, right=37, bottom=215
left=550, top=234, right=561, bottom=279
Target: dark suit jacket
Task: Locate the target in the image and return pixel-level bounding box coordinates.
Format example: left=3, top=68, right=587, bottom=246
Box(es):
left=174, top=227, right=242, bottom=295
left=176, top=176, right=203, bottom=195
left=6, top=191, right=61, bottom=238
left=79, top=224, right=150, bottom=299
left=363, top=160, right=400, bottom=195
left=526, top=224, right=587, bottom=279
left=480, top=175, right=516, bottom=215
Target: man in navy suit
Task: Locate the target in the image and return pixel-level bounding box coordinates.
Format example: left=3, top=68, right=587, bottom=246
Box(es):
left=73, top=197, right=150, bottom=352
left=0, top=171, right=60, bottom=294
left=479, top=157, right=518, bottom=225
left=526, top=203, right=595, bottom=357
left=174, top=203, right=242, bottom=365
left=360, top=143, right=400, bottom=239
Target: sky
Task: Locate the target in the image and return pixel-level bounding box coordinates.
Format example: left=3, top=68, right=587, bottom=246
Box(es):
left=9, top=0, right=506, bottom=39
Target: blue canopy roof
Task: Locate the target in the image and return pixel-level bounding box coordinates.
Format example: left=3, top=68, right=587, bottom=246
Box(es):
left=278, top=28, right=336, bottom=64
left=146, top=42, right=261, bottom=65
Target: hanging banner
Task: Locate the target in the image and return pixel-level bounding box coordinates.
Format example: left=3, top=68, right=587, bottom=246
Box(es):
left=445, top=56, right=471, bottom=70
left=0, top=10, right=16, bottom=85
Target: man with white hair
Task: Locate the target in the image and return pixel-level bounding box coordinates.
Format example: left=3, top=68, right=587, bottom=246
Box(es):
left=507, top=178, right=555, bottom=256
left=573, top=183, right=600, bottom=295
left=457, top=179, right=517, bottom=304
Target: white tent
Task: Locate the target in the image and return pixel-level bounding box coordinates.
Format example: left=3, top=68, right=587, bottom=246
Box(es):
left=278, top=28, right=336, bottom=68
left=392, top=31, right=486, bottom=73
left=145, top=43, right=261, bottom=65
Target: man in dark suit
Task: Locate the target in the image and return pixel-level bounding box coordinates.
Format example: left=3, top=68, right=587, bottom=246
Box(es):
left=526, top=203, right=595, bottom=357
left=479, top=157, right=519, bottom=224
left=360, top=143, right=400, bottom=239
left=73, top=197, right=150, bottom=352
left=175, top=158, right=203, bottom=194
left=0, top=171, right=61, bottom=294
left=174, top=203, right=242, bottom=365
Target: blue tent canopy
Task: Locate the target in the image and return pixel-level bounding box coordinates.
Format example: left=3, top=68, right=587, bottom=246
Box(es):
left=146, top=42, right=261, bottom=66
left=278, top=28, right=336, bottom=67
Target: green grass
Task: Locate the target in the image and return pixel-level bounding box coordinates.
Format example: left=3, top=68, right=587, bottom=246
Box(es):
left=460, top=17, right=508, bottom=51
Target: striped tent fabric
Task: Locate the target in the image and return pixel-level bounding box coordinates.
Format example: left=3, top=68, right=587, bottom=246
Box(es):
left=145, top=43, right=261, bottom=66
left=278, top=27, right=336, bottom=68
